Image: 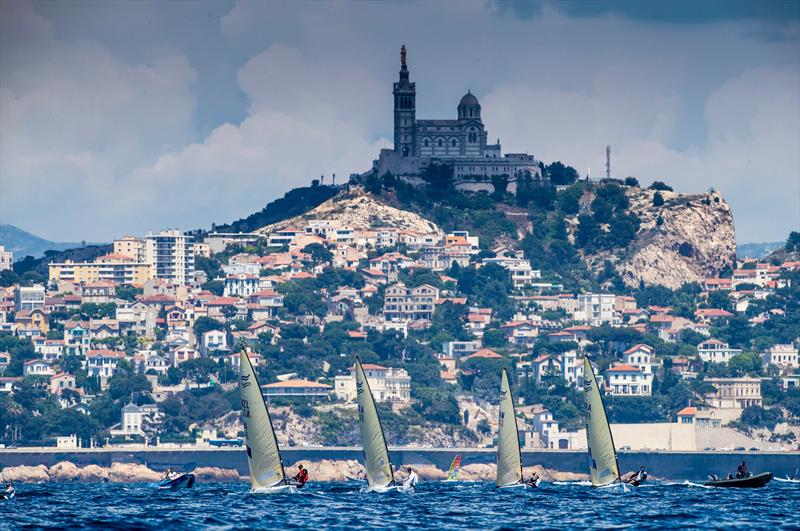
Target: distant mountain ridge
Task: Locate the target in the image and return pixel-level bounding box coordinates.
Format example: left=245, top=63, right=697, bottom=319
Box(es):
left=0, top=224, right=96, bottom=260
left=737, top=241, right=784, bottom=260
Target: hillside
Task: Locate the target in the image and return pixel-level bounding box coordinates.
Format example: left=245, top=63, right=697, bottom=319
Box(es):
left=593, top=187, right=736, bottom=289
left=214, top=184, right=339, bottom=233
left=0, top=224, right=89, bottom=260
left=737, top=241, right=784, bottom=259
left=255, top=189, right=443, bottom=236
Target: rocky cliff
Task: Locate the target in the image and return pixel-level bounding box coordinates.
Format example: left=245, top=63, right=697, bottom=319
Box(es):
left=606, top=188, right=735, bottom=289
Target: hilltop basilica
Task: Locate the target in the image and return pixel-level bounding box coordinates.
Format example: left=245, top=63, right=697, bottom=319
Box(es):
left=373, top=46, right=542, bottom=193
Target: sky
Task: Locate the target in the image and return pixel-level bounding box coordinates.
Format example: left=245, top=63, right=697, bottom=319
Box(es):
left=0, top=0, right=798, bottom=244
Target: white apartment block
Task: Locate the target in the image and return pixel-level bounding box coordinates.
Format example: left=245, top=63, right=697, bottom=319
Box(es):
left=334, top=363, right=411, bottom=403
left=14, top=285, right=46, bottom=312
left=0, top=245, right=12, bottom=271
left=224, top=274, right=260, bottom=297
left=698, top=339, right=742, bottom=364
left=761, top=344, right=799, bottom=370
left=574, top=293, right=617, bottom=326
left=145, top=230, right=195, bottom=285
left=605, top=364, right=653, bottom=396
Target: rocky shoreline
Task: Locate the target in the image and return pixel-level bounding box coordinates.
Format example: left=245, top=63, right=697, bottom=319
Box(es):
left=0, top=459, right=589, bottom=483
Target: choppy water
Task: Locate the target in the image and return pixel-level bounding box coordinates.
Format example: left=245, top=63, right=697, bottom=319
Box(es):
left=1, top=480, right=798, bottom=530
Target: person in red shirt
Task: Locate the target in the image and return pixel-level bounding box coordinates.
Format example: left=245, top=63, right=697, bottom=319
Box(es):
left=292, top=464, right=309, bottom=487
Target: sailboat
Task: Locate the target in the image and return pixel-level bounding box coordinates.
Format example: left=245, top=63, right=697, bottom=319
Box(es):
left=355, top=357, right=398, bottom=492
left=496, top=369, right=531, bottom=488
left=239, top=349, right=293, bottom=492
left=582, top=357, right=621, bottom=488
left=444, top=454, right=462, bottom=482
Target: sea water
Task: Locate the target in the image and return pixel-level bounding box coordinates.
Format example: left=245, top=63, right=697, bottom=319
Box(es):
left=1, top=480, right=798, bottom=530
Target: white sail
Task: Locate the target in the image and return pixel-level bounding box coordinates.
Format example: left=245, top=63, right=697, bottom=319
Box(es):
left=496, top=368, right=523, bottom=487
left=240, top=349, right=286, bottom=489
left=355, top=358, right=394, bottom=490
left=583, top=357, right=620, bottom=487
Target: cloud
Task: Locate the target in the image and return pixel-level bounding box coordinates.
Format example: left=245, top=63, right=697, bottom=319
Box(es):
left=1, top=0, right=798, bottom=243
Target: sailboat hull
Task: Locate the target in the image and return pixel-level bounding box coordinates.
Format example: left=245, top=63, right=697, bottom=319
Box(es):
left=252, top=484, right=296, bottom=494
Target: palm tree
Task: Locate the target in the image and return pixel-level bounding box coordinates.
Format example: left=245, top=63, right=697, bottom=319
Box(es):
left=5, top=401, right=24, bottom=442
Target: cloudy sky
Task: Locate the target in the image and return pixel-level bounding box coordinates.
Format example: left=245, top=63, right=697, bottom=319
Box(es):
left=1, top=0, right=798, bottom=243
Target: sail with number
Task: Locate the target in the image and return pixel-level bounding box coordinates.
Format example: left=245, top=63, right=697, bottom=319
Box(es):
left=446, top=455, right=462, bottom=481
left=239, top=349, right=286, bottom=489
left=355, top=357, right=395, bottom=490
left=496, top=368, right=523, bottom=487
left=583, top=357, right=620, bottom=487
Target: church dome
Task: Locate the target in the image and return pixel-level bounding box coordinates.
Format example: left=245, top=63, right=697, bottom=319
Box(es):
left=459, top=91, right=479, bottom=106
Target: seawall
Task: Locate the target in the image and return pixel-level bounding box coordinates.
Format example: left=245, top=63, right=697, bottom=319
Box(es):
left=2, top=447, right=798, bottom=480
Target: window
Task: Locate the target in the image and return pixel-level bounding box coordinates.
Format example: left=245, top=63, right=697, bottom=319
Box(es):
left=438, top=138, right=443, bottom=147
left=423, top=138, right=429, bottom=147
left=451, top=139, right=457, bottom=147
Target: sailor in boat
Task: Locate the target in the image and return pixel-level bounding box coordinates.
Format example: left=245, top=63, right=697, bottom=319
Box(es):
left=163, top=467, right=180, bottom=481
left=524, top=472, right=540, bottom=488
left=736, top=461, right=750, bottom=479
left=3, top=483, right=15, bottom=498
left=626, top=466, right=647, bottom=485
left=291, top=464, right=309, bottom=488
left=403, top=466, right=419, bottom=490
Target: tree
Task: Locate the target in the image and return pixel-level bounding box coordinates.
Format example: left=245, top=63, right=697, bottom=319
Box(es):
left=649, top=181, right=673, bottom=192
left=624, top=177, right=639, bottom=187
left=193, top=317, right=224, bottom=339
left=431, top=302, right=468, bottom=340
left=652, top=192, right=664, bottom=207
left=302, top=243, right=333, bottom=265
left=202, top=280, right=224, bottom=296
left=545, top=161, right=579, bottom=185
left=0, top=270, right=19, bottom=288
left=557, top=185, right=582, bottom=215
left=195, top=256, right=223, bottom=279
left=728, top=352, right=763, bottom=376
left=115, top=285, right=142, bottom=302
left=786, top=231, right=800, bottom=252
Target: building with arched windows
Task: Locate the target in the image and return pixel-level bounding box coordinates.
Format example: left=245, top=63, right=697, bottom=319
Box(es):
left=375, top=46, right=542, bottom=193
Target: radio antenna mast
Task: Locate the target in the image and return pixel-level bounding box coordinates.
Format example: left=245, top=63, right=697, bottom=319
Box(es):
left=605, top=145, right=611, bottom=180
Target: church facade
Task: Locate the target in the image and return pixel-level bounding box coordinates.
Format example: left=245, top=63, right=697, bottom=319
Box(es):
left=374, top=46, right=542, bottom=192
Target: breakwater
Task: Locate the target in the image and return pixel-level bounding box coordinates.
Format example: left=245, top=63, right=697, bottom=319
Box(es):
left=2, top=447, right=798, bottom=480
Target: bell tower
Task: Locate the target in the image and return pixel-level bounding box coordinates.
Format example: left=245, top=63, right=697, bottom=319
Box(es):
left=393, top=45, right=416, bottom=157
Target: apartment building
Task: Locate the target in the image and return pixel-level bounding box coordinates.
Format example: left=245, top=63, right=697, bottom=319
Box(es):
left=0, top=245, right=12, bottom=271
left=49, top=254, right=154, bottom=285
left=383, top=282, right=439, bottom=322
left=145, top=230, right=195, bottom=285
left=761, top=344, right=799, bottom=370
left=574, top=293, right=617, bottom=326
left=698, top=339, right=742, bottom=364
